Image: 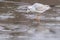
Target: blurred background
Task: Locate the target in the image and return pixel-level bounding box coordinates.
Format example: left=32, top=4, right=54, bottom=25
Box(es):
left=5, top=0, right=60, bottom=5
left=0, top=0, right=60, bottom=40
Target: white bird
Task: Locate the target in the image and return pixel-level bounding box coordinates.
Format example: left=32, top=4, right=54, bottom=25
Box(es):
left=27, top=3, right=51, bottom=13
left=15, top=3, right=51, bottom=13
left=26, top=3, right=51, bottom=25
left=15, top=3, right=51, bottom=23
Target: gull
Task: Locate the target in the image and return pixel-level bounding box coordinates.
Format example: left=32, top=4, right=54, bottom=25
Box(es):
left=15, top=3, right=51, bottom=13
left=15, top=3, right=51, bottom=23
left=27, top=3, right=51, bottom=13
left=27, top=3, right=51, bottom=23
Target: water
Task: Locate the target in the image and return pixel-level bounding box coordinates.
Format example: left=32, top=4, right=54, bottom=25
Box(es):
left=0, top=0, right=60, bottom=40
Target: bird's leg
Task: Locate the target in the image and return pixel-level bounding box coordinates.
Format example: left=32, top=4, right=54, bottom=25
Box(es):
left=34, top=14, right=41, bottom=24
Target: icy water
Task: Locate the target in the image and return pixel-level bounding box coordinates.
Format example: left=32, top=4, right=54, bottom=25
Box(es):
left=0, top=0, right=60, bottom=40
